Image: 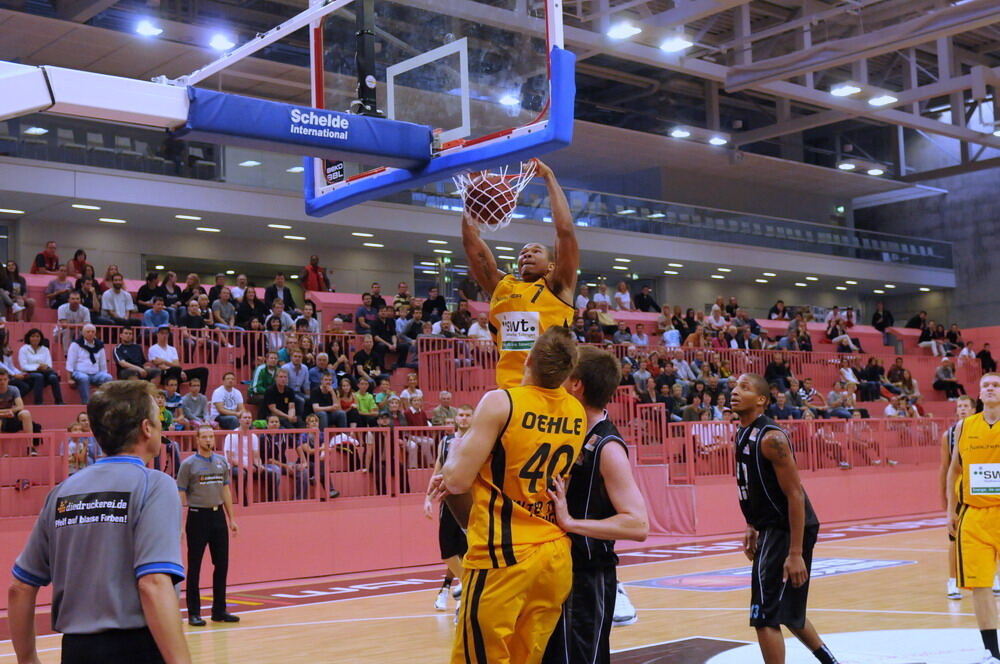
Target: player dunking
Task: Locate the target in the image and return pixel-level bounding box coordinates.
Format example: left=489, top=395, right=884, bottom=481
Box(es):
left=947, top=373, right=1000, bottom=663
left=432, top=327, right=586, bottom=664
left=424, top=405, right=474, bottom=612
left=542, top=346, right=649, bottom=664
left=942, top=395, right=978, bottom=600
left=729, top=374, right=839, bottom=664
left=462, top=159, right=578, bottom=390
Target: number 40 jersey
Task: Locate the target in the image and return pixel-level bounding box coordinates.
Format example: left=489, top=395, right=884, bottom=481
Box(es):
left=489, top=274, right=574, bottom=390
left=464, top=386, right=586, bottom=569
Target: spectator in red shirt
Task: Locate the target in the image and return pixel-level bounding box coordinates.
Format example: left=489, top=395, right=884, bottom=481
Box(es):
left=302, top=255, right=331, bottom=292
left=31, top=241, right=60, bottom=275
left=66, top=250, right=92, bottom=279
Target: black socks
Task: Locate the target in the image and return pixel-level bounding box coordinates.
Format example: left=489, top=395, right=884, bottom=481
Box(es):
left=982, top=629, right=999, bottom=658
left=812, top=644, right=838, bottom=664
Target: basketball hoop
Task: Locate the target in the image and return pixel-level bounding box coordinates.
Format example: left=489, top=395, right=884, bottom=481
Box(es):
left=453, top=160, right=537, bottom=232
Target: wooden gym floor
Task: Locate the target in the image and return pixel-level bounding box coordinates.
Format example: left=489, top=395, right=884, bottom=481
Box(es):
left=0, top=514, right=989, bottom=663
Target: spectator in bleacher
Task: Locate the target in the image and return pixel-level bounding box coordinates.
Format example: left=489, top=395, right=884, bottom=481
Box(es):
left=882, top=396, right=906, bottom=418
left=148, top=325, right=209, bottom=387
left=135, top=272, right=160, bottom=312
left=722, top=296, right=738, bottom=318
left=301, top=255, right=331, bottom=292
left=65, top=249, right=91, bottom=279
left=308, top=352, right=335, bottom=392
left=612, top=321, right=633, bottom=345
left=393, top=282, right=412, bottom=309
left=180, top=299, right=220, bottom=360
left=591, top=283, right=609, bottom=308
left=372, top=306, right=411, bottom=369
left=452, top=300, right=472, bottom=335
left=335, top=377, right=361, bottom=425
left=422, top=286, right=447, bottom=322
left=211, top=287, right=241, bottom=331
left=767, top=300, right=789, bottom=320
left=632, top=323, right=650, bottom=346
left=933, top=358, right=966, bottom=399
left=74, top=263, right=97, bottom=289
left=351, top=334, right=385, bottom=386
left=264, top=272, right=298, bottom=315
left=767, top=392, right=800, bottom=420
left=112, top=326, right=160, bottom=383
left=945, top=323, right=964, bottom=354
left=662, top=321, right=682, bottom=348
left=179, top=273, right=205, bottom=308
left=180, top=377, right=212, bottom=429
left=431, top=391, right=457, bottom=425
left=202, top=273, right=224, bottom=303
left=905, top=310, right=927, bottom=329
left=295, top=301, right=320, bottom=337
left=633, top=359, right=652, bottom=395
left=681, top=394, right=705, bottom=421
left=871, top=301, right=894, bottom=341
left=634, top=284, right=660, bottom=313
left=354, top=292, right=378, bottom=333
left=825, top=381, right=852, bottom=419
left=575, top=285, right=590, bottom=311
left=248, top=350, right=279, bottom=406
left=282, top=349, right=310, bottom=401
left=230, top=274, right=248, bottom=302
left=236, top=285, right=267, bottom=329
left=0, top=367, right=40, bottom=450
left=44, top=265, right=73, bottom=309
left=353, top=377, right=379, bottom=426
left=361, top=282, right=384, bottom=310
left=978, top=343, right=997, bottom=373
left=30, top=240, right=60, bottom=275
left=16, top=329, right=62, bottom=405
left=195, top=293, right=215, bottom=328
left=224, top=410, right=278, bottom=504
left=431, top=311, right=456, bottom=337
left=705, top=305, right=728, bottom=337
left=917, top=320, right=942, bottom=356
left=66, top=324, right=113, bottom=404
left=931, top=323, right=950, bottom=355
left=958, top=341, right=977, bottom=365
left=732, top=309, right=761, bottom=339
left=763, top=352, right=793, bottom=391
left=371, top=377, right=395, bottom=410
left=0, top=342, right=31, bottom=403
left=100, top=273, right=138, bottom=327
left=142, top=296, right=171, bottom=331
left=5, top=261, right=34, bottom=322
left=309, top=373, right=347, bottom=429
left=154, top=271, right=183, bottom=321
left=210, top=371, right=245, bottom=430
left=56, top=290, right=90, bottom=350
left=612, top=281, right=634, bottom=311
left=893, top=369, right=920, bottom=400
left=264, top=316, right=287, bottom=357
left=399, top=372, right=422, bottom=407
left=162, top=376, right=183, bottom=412
left=619, top=363, right=635, bottom=390
left=827, top=319, right=859, bottom=352
left=397, top=306, right=423, bottom=344
left=467, top=312, right=491, bottom=342
left=264, top=368, right=299, bottom=428
left=636, top=377, right=657, bottom=404
left=842, top=382, right=868, bottom=418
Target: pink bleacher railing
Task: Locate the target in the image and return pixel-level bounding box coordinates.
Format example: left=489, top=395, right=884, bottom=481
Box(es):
left=0, top=425, right=455, bottom=518
left=627, top=416, right=949, bottom=485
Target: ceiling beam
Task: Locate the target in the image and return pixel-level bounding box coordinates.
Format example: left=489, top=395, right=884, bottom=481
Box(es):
left=725, top=0, right=1000, bottom=92
left=55, top=0, right=119, bottom=22
left=639, top=0, right=753, bottom=30
left=733, top=65, right=1000, bottom=146
left=900, top=156, right=1000, bottom=182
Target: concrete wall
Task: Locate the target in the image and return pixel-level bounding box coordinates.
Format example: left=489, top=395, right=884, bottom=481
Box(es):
left=653, top=276, right=862, bottom=319
left=855, top=165, right=999, bottom=327
left=18, top=220, right=414, bottom=295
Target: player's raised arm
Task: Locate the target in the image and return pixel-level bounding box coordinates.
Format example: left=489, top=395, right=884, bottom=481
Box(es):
left=461, top=210, right=503, bottom=297
left=760, top=429, right=808, bottom=588
left=442, top=389, right=511, bottom=494
left=533, top=159, right=578, bottom=302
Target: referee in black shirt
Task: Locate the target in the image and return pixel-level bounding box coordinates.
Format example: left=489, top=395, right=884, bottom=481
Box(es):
left=8, top=380, right=191, bottom=664
left=543, top=347, right=649, bottom=664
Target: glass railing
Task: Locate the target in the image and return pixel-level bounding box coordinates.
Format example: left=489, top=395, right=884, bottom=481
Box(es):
left=1, top=114, right=953, bottom=269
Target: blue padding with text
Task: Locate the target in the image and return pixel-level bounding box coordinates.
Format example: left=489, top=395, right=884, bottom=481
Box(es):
left=175, top=89, right=432, bottom=169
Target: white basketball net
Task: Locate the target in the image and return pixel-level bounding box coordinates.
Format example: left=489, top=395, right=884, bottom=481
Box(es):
left=453, top=160, right=537, bottom=232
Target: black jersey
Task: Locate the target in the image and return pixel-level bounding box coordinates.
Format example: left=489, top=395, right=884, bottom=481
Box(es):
left=565, top=415, right=626, bottom=569
left=947, top=423, right=959, bottom=455
left=734, top=414, right=819, bottom=531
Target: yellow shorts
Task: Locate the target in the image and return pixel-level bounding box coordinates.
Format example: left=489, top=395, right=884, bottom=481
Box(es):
left=958, top=504, right=1000, bottom=589
left=451, top=537, right=572, bottom=664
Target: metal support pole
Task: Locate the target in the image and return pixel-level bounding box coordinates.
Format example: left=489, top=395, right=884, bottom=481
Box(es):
left=352, top=0, right=382, bottom=117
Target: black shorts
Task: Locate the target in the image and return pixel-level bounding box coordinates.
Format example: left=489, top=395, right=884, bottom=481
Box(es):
left=950, top=501, right=961, bottom=542
left=62, top=627, right=164, bottom=664
left=541, top=565, right=617, bottom=664
left=438, top=507, right=467, bottom=560
left=750, top=525, right=819, bottom=629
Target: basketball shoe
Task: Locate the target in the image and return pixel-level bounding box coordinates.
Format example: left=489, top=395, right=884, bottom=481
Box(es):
left=434, top=588, right=449, bottom=611
left=613, top=583, right=637, bottom=626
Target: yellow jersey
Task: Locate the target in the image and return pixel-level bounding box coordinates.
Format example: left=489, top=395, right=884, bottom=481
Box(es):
left=464, top=385, right=586, bottom=569
left=959, top=412, right=1000, bottom=508
left=489, top=274, right=574, bottom=389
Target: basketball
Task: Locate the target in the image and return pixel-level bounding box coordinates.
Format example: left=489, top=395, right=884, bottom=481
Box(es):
left=464, top=173, right=518, bottom=226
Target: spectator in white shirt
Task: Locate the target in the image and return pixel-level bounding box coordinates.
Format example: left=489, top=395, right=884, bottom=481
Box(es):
left=592, top=283, right=610, bottom=307
left=100, top=273, right=138, bottom=326
left=66, top=324, right=113, bottom=403
left=399, top=372, right=423, bottom=407
left=223, top=410, right=281, bottom=505
left=295, top=301, right=321, bottom=337
left=282, top=349, right=311, bottom=397
left=575, top=285, right=590, bottom=312
left=632, top=323, right=650, bottom=346
left=265, top=299, right=295, bottom=332
left=467, top=312, right=492, bottom=341
left=211, top=371, right=245, bottom=430
left=662, top=322, right=682, bottom=348
left=56, top=290, right=91, bottom=353
left=612, top=281, right=634, bottom=311
left=147, top=325, right=210, bottom=387
left=824, top=306, right=844, bottom=325
left=18, top=328, right=64, bottom=405
left=883, top=396, right=906, bottom=418
left=230, top=274, right=248, bottom=302
left=958, top=341, right=977, bottom=365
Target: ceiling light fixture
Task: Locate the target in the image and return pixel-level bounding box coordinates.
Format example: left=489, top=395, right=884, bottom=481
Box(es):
left=175, top=214, right=201, bottom=220
left=210, top=33, right=236, bottom=51
left=648, top=212, right=665, bottom=219
left=24, top=127, right=48, bottom=136
left=845, top=280, right=858, bottom=285
left=670, top=127, right=691, bottom=139
left=755, top=279, right=769, bottom=283
left=352, top=232, right=374, bottom=237
left=289, top=274, right=299, bottom=279
left=499, top=255, right=518, bottom=260
left=619, top=208, right=636, bottom=215
left=612, top=265, right=629, bottom=271
left=830, top=83, right=862, bottom=97
left=433, top=249, right=453, bottom=254
left=267, top=223, right=292, bottom=229
left=427, top=239, right=449, bottom=245
left=284, top=234, right=307, bottom=240
left=867, top=168, right=885, bottom=176
left=614, top=258, right=631, bottom=263
left=363, top=242, right=384, bottom=248
left=286, top=166, right=304, bottom=173
left=98, top=217, right=127, bottom=224
left=708, top=136, right=729, bottom=146
left=835, top=286, right=847, bottom=291
left=794, top=282, right=807, bottom=287
left=868, top=94, right=898, bottom=107
left=762, top=272, right=776, bottom=277
left=668, top=262, right=683, bottom=268
left=607, top=22, right=641, bottom=39
left=196, top=226, right=220, bottom=232
left=884, top=284, right=896, bottom=288
left=495, top=246, right=514, bottom=251
left=838, top=163, right=856, bottom=171
left=154, top=265, right=165, bottom=270
left=72, top=203, right=100, bottom=210
left=805, top=276, right=819, bottom=281
left=136, top=20, right=163, bottom=36
left=919, top=287, right=931, bottom=292
left=663, top=270, right=679, bottom=275
left=225, top=269, right=235, bottom=275
left=0, top=209, right=25, bottom=215
left=498, top=94, right=520, bottom=107
left=710, top=274, right=725, bottom=279
left=659, top=35, right=693, bottom=52
left=238, top=160, right=261, bottom=167
left=873, top=289, right=885, bottom=294
left=716, top=267, right=732, bottom=272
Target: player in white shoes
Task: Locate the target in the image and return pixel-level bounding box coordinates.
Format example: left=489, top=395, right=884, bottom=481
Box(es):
left=614, top=583, right=638, bottom=626
left=942, top=396, right=976, bottom=600
left=425, top=407, right=473, bottom=611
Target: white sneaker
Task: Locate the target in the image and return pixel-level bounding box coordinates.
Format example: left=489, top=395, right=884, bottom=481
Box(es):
left=612, top=583, right=637, bottom=626
left=452, top=581, right=463, bottom=599
left=979, top=650, right=1000, bottom=664
left=11, top=303, right=24, bottom=314
left=993, top=575, right=1000, bottom=596
left=947, top=579, right=962, bottom=600
left=434, top=588, right=449, bottom=611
